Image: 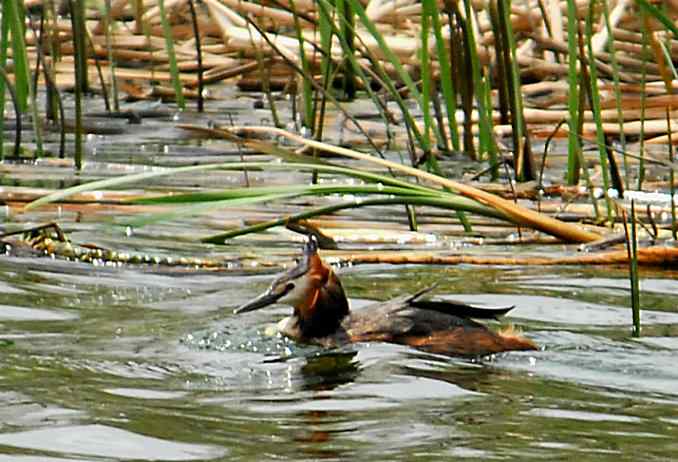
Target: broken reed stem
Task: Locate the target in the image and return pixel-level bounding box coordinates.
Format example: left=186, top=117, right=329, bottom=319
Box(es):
left=333, top=246, right=678, bottom=268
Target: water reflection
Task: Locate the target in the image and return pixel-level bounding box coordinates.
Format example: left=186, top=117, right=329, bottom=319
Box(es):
left=293, top=352, right=360, bottom=458
left=298, top=352, right=360, bottom=391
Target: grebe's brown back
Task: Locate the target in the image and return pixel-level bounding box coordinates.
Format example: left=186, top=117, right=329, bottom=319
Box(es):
left=235, top=237, right=537, bottom=357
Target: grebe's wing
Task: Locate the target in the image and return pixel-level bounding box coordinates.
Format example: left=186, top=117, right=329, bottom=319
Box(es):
left=408, top=299, right=515, bottom=320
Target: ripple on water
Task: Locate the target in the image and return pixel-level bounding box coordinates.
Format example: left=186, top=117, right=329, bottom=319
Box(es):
left=442, top=294, right=678, bottom=326
left=0, top=305, right=77, bottom=321
left=0, top=425, right=227, bottom=461
left=510, top=330, right=678, bottom=396
left=247, top=374, right=478, bottom=414
left=524, top=408, right=642, bottom=423
left=515, top=275, right=678, bottom=296
left=102, top=388, right=188, bottom=400
left=0, top=281, right=25, bottom=295
left=0, top=456, right=99, bottom=462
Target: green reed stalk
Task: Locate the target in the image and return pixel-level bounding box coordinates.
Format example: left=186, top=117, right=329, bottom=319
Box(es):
left=585, top=2, right=612, bottom=220
left=496, top=0, right=534, bottom=181
left=315, top=0, right=426, bottom=160
left=5, top=0, right=29, bottom=112
left=312, top=1, right=335, bottom=183
left=187, top=0, right=203, bottom=112
left=668, top=116, right=677, bottom=240
left=37, top=10, right=58, bottom=123
left=69, top=0, right=85, bottom=169
left=201, top=195, right=494, bottom=244
left=424, top=0, right=460, bottom=151
left=420, top=8, right=433, bottom=152
left=461, top=0, right=492, bottom=160
left=9, top=0, right=43, bottom=157
left=477, top=71, right=495, bottom=164
left=33, top=11, right=65, bottom=158
left=290, top=0, right=314, bottom=130
left=70, top=0, right=88, bottom=93
left=638, top=15, right=649, bottom=190
left=565, top=0, right=581, bottom=184
left=623, top=201, right=641, bottom=338
left=86, top=33, right=112, bottom=111
left=336, top=0, right=356, bottom=100
left=419, top=2, right=467, bottom=232
left=245, top=12, right=387, bottom=158
left=0, top=67, right=21, bottom=157
left=601, top=0, right=628, bottom=189
left=103, top=0, right=119, bottom=111
left=345, top=0, right=431, bottom=153
left=449, top=9, right=474, bottom=159
left=158, top=0, right=185, bottom=110
left=483, top=68, right=498, bottom=178
left=636, top=0, right=678, bottom=36
left=489, top=0, right=509, bottom=126
left=0, top=5, right=9, bottom=159
left=419, top=5, right=446, bottom=164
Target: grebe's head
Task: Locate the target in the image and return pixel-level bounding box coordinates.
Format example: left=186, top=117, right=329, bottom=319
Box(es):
left=234, top=236, right=341, bottom=316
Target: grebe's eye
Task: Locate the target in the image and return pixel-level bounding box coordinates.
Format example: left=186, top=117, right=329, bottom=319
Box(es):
left=285, top=283, right=295, bottom=294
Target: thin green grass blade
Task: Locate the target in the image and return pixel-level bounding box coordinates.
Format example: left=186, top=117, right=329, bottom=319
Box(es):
left=461, top=0, right=493, bottom=159
left=25, top=159, right=456, bottom=211
left=290, top=0, right=314, bottom=129
left=638, top=13, right=649, bottom=190
left=336, top=0, right=356, bottom=100
left=8, top=0, right=43, bottom=157
left=565, top=0, right=581, bottom=184
left=601, top=0, right=627, bottom=188
left=125, top=184, right=439, bottom=227
left=344, top=0, right=422, bottom=103
left=132, top=184, right=436, bottom=205
left=25, top=164, right=229, bottom=210
left=498, top=0, right=533, bottom=181
left=672, top=167, right=677, bottom=240
left=585, top=1, right=612, bottom=220
left=626, top=201, right=641, bottom=337
left=125, top=192, right=302, bottom=228
left=425, top=0, right=459, bottom=151
left=420, top=7, right=433, bottom=151
left=0, top=5, right=9, bottom=158
left=158, top=0, right=185, bottom=109
left=635, top=0, right=678, bottom=37
left=201, top=195, right=505, bottom=244
left=344, top=0, right=430, bottom=152
left=5, top=0, right=28, bottom=112
left=69, top=0, right=86, bottom=168
left=104, top=0, right=121, bottom=111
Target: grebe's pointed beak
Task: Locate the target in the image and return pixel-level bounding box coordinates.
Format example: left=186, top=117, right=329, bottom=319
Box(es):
left=234, top=285, right=292, bottom=314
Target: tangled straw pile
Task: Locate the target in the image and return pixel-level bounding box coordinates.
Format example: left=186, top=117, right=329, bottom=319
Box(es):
left=16, top=0, right=678, bottom=145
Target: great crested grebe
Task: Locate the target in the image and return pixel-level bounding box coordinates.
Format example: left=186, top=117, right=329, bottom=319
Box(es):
left=235, top=237, right=537, bottom=357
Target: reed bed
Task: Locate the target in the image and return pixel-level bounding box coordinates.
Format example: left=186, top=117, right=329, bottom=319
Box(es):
left=5, top=0, right=678, bottom=247
left=7, top=0, right=678, bottom=143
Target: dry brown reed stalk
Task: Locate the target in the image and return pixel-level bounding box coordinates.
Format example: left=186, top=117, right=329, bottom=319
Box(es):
left=333, top=246, right=678, bottom=267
